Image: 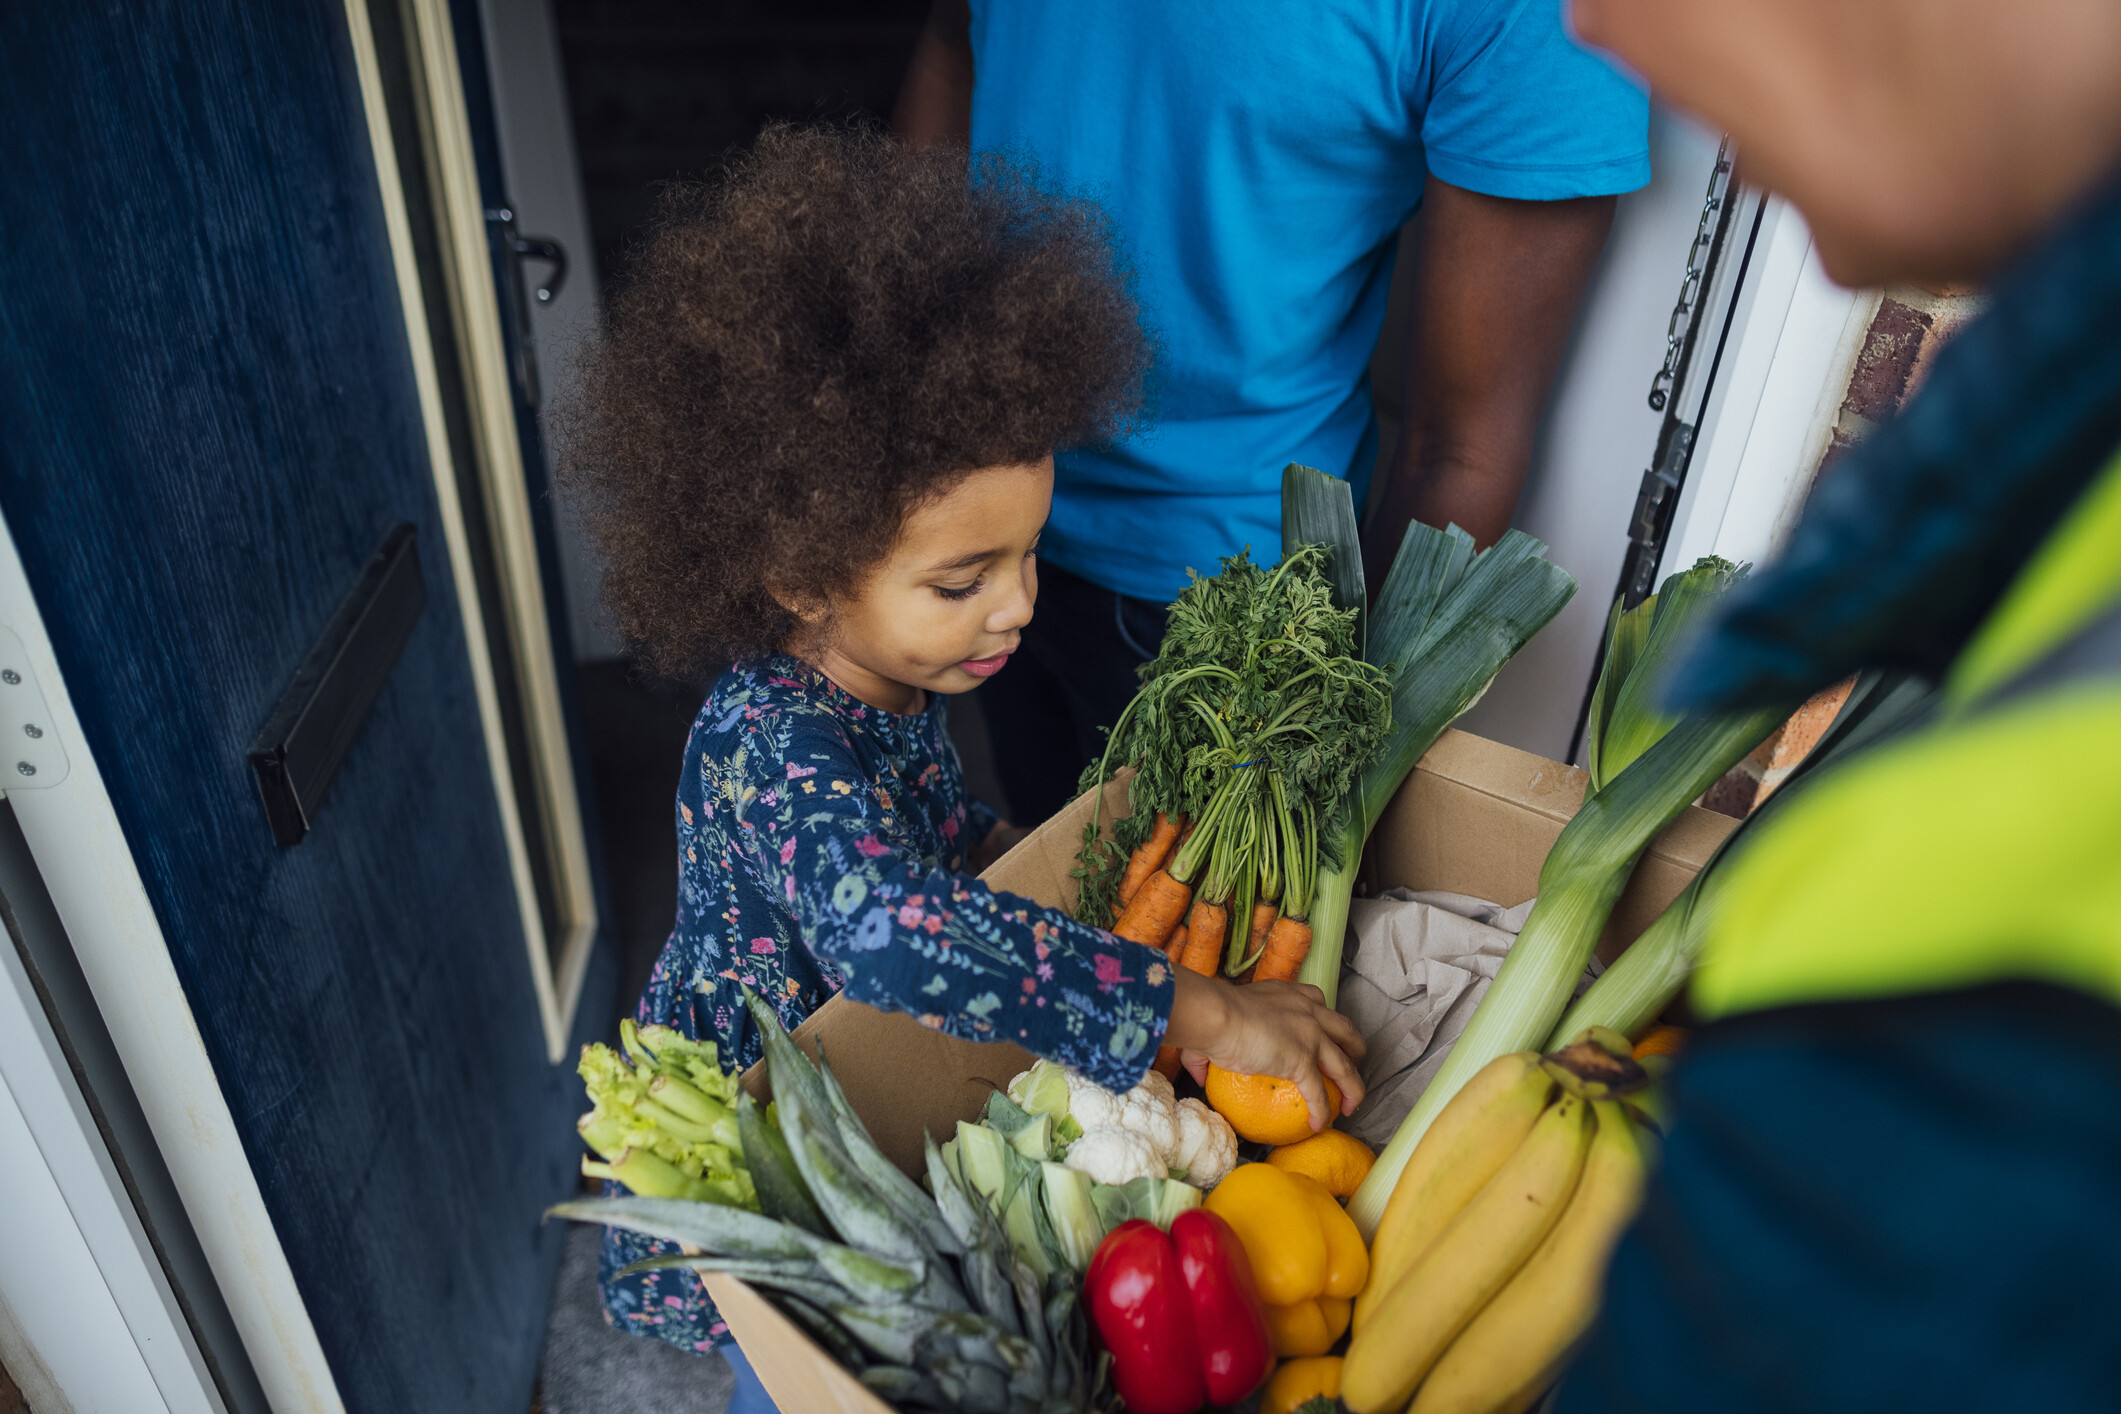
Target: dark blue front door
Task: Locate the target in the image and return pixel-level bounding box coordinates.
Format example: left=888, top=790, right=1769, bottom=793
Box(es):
left=0, top=4, right=614, bottom=1411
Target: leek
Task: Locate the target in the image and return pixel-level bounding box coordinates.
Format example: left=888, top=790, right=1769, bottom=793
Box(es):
left=1282, top=464, right=1578, bottom=1005
left=1548, top=868, right=1712, bottom=1045
left=1347, top=558, right=1783, bottom=1238
left=1549, top=667, right=1936, bottom=1044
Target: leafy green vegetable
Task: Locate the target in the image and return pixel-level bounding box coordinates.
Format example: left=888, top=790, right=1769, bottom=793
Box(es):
left=576, top=1019, right=755, bottom=1206
left=1289, top=464, right=1579, bottom=1003
left=1073, top=540, right=1391, bottom=972
left=1037, top=1163, right=1107, bottom=1271
left=1004, top=1060, right=1082, bottom=1147
left=1585, top=557, right=1742, bottom=790
left=1089, top=1174, right=1202, bottom=1231
left=1347, top=558, right=1784, bottom=1239
left=556, top=991, right=1112, bottom=1412
left=737, top=1091, right=826, bottom=1233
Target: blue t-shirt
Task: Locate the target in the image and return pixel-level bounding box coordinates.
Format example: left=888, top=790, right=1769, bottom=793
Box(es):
left=969, top=0, right=1649, bottom=603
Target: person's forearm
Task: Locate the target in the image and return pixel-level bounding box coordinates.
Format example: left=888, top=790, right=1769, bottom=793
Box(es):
left=1362, top=181, right=1615, bottom=578
left=1372, top=424, right=1530, bottom=555
left=1163, top=965, right=1232, bottom=1053
left=891, top=0, right=973, bottom=146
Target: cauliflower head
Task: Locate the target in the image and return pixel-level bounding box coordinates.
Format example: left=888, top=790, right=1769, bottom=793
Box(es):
left=1119, top=1071, right=1181, bottom=1165
left=1063, top=1125, right=1167, bottom=1187
left=1172, top=1098, right=1238, bottom=1189
left=1064, top=1070, right=1124, bottom=1132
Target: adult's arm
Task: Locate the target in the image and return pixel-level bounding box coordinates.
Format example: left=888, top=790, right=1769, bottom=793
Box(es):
left=891, top=0, right=973, bottom=146
left=1361, top=177, right=1614, bottom=577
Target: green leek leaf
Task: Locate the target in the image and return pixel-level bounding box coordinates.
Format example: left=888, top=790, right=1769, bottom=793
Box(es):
left=1552, top=668, right=1936, bottom=1043
left=1590, top=557, right=1741, bottom=789
left=1280, top=462, right=1366, bottom=651
left=1297, top=514, right=1577, bottom=1003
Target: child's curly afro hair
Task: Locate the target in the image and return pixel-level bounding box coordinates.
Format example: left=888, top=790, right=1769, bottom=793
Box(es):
left=560, top=123, right=1150, bottom=677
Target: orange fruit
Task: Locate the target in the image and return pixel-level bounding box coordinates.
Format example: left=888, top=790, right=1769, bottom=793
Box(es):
left=1204, top=1066, right=1344, bottom=1146
left=1633, top=1024, right=1689, bottom=1059
left=1267, top=1128, right=1376, bottom=1198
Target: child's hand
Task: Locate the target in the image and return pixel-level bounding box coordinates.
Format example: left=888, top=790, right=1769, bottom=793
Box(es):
left=1164, top=968, right=1367, bottom=1133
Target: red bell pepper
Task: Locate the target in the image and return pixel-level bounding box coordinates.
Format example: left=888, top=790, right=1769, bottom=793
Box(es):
left=1085, top=1212, right=1274, bottom=1414
left=1172, top=1207, right=1275, bottom=1404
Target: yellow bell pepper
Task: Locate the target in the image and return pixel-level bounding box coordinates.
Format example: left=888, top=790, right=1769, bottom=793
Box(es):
left=1290, top=1172, right=1369, bottom=1298
left=1206, top=1163, right=1329, bottom=1306
left=1262, top=1355, right=1343, bottom=1414
left=1264, top=1294, right=1354, bottom=1357
left=1207, top=1162, right=1372, bottom=1352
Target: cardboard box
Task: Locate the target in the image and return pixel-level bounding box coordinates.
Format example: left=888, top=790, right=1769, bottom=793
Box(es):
left=709, top=729, right=1736, bottom=1411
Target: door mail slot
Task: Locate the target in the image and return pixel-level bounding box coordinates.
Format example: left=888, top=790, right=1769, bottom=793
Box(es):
left=248, top=522, right=426, bottom=847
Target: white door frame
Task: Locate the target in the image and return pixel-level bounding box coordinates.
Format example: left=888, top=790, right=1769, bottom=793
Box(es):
left=0, top=898, right=221, bottom=1414
left=0, top=512, right=345, bottom=1414
left=1459, top=112, right=1877, bottom=762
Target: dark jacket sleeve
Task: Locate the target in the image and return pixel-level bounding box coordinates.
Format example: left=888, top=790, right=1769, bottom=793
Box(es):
left=1556, top=981, right=2121, bottom=1414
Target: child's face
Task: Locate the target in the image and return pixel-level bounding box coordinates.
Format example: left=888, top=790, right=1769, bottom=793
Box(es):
left=809, top=457, right=1052, bottom=713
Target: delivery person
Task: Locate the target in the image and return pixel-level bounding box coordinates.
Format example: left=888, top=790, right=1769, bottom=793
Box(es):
left=1552, top=0, right=2121, bottom=1409
left=895, top=0, right=1648, bottom=824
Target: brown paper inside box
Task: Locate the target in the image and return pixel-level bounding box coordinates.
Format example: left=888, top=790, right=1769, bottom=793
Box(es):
left=706, top=728, right=1735, bottom=1412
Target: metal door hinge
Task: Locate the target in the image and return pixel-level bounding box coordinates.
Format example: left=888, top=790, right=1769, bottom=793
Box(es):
left=0, top=625, right=70, bottom=788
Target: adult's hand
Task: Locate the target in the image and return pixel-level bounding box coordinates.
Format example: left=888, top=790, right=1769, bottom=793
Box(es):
left=1362, top=178, right=1614, bottom=579
left=892, top=0, right=973, bottom=147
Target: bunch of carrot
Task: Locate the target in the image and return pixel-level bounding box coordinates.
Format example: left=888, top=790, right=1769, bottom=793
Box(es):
left=1072, top=545, right=1391, bottom=1001
left=1110, top=802, right=1314, bottom=985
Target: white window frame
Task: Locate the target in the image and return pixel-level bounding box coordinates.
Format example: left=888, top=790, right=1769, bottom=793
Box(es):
left=1659, top=200, right=1879, bottom=579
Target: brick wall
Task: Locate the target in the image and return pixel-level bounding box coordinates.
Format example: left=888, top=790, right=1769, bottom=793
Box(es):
left=1699, top=280, right=1985, bottom=818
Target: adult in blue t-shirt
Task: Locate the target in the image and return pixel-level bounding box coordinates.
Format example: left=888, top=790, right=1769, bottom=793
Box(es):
left=896, top=0, right=1648, bottom=824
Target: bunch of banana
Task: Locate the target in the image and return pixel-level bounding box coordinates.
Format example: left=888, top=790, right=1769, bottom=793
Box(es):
left=1342, top=1029, right=1654, bottom=1414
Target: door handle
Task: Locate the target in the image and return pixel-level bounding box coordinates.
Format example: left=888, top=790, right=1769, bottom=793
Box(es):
left=484, top=207, right=566, bottom=409
left=508, top=231, right=566, bottom=305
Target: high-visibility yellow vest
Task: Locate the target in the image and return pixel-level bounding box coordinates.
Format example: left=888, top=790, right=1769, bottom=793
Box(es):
left=1693, top=449, right=2121, bottom=1020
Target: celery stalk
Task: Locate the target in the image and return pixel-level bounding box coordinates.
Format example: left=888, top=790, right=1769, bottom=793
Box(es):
left=584, top=1148, right=716, bottom=1201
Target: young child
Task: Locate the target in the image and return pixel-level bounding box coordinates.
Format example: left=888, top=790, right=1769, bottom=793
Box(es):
left=563, top=125, right=1365, bottom=1397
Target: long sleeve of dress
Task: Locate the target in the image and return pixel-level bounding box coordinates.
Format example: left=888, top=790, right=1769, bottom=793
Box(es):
left=604, top=658, right=1174, bottom=1355
left=724, top=730, right=1173, bottom=1092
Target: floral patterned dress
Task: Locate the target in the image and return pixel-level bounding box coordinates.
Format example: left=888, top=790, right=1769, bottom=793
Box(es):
left=600, top=653, right=1175, bottom=1352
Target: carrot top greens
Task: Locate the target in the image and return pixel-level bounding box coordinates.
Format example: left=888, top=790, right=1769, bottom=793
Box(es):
left=1072, top=544, right=1391, bottom=971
